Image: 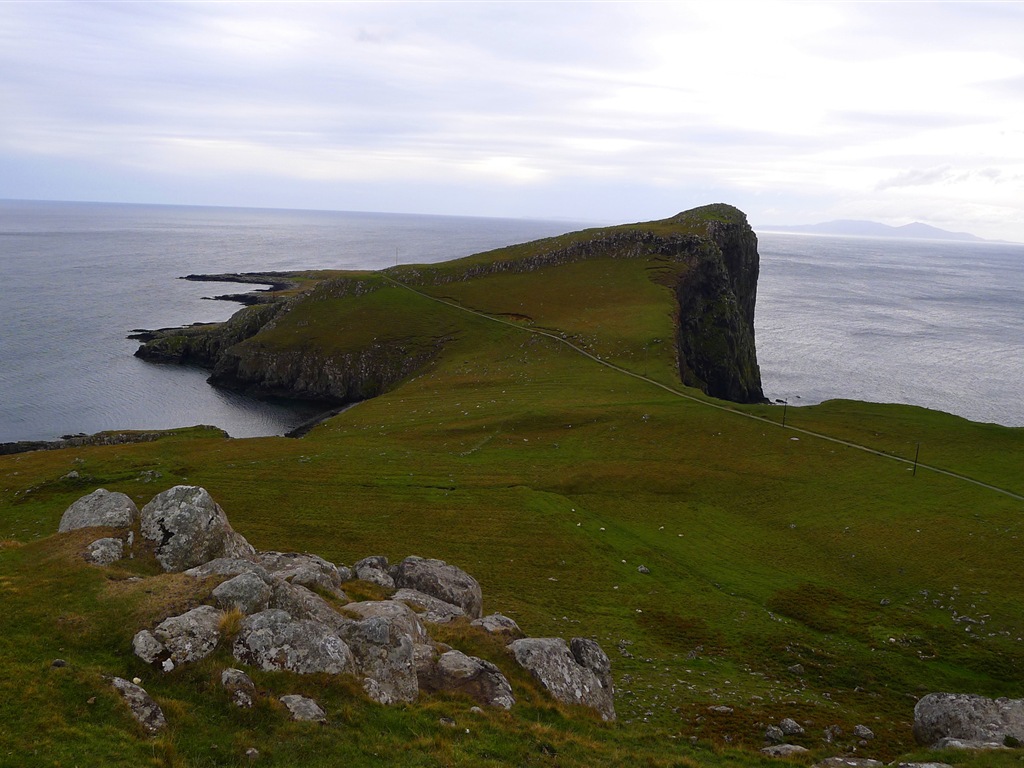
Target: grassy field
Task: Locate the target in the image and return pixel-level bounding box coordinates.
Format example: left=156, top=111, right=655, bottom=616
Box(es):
left=2, top=213, right=1023, bottom=767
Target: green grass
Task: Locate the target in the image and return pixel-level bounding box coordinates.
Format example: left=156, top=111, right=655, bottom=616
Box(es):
left=2, top=211, right=1023, bottom=766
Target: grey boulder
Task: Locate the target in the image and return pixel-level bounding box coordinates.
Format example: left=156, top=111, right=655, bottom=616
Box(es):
left=153, top=605, right=223, bottom=666
left=59, top=489, right=138, bottom=532
left=762, top=745, right=809, bottom=757
left=221, top=668, right=256, bottom=708
left=509, top=637, right=615, bottom=721
left=257, top=550, right=349, bottom=591
left=85, top=537, right=125, bottom=565
left=420, top=649, right=515, bottom=710
left=213, top=572, right=273, bottom=615
left=185, top=557, right=271, bottom=582
left=269, top=580, right=350, bottom=629
left=111, top=677, right=167, bottom=734
left=471, top=613, right=524, bottom=641
left=280, top=694, right=326, bottom=722
left=354, top=555, right=395, bottom=588
left=140, top=485, right=255, bottom=572
left=337, top=616, right=418, bottom=705
left=393, top=588, right=465, bottom=624
left=391, top=556, right=483, bottom=619
left=344, top=600, right=428, bottom=644
left=233, top=609, right=354, bottom=675
left=914, top=693, right=1024, bottom=747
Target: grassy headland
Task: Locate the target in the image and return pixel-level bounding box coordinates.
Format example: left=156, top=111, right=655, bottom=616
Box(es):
left=1, top=206, right=1022, bottom=767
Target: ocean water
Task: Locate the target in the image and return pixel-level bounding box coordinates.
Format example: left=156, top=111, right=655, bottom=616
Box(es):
left=0, top=201, right=1021, bottom=443
left=756, top=232, right=1024, bottom=426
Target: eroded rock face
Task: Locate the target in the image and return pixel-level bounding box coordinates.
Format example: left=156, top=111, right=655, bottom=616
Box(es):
left=59, top=489, right=138, bottom=532
left=140, top=486, right=255, bottom=572
left=420, top=650, right=515, bottom=710
left=914, top=693, right=1024, bottom=746
left=111, top=677, right=167, bottom=734
left=233, top=609, right=354, bottom=675
left=391, top=556, right=482, bottom=619
left=509, top=637, right=615, bottom=721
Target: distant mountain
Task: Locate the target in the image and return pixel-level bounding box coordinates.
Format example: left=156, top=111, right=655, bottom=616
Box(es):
left=761, top=219, right=985, bottom=242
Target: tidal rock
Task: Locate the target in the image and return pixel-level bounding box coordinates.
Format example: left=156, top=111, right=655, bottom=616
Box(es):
left=761, top=744, right=809, bottom=757
left=111, top=676, right=167, bottom=734
left=213, top=572, right=273, bottom=615
left=233, top=609, right=354, bottom=675
left=221, top=668, right=256, bottom=708
left=337, top=616, right=418, bottom=704
left=779, top=717, right=805, bottom=736
left=393, top=588, right=465, bottom=624
left=509, top=637, right=615, bottom=721
left=390, top=556, right=483, bottom=619
left=344, top=600, right=428, bottom=643
left=354, top=555, right=395, bottom=588
left=140, top=486, right=255, bottom=572
left=471, top=613, right=524, bottom=641
left=420, top=649, right=515, bottom=709
left=85, top=537, right=125, bottom=565
left=914, top=693, right=1024, bottom=747
left=280, top=694, right=326, bottom=722
left=257, top=550, right=348, bottom=591
left=59, top=489, right=138, bottom=532
left=153, top=605, right=222, bottom=665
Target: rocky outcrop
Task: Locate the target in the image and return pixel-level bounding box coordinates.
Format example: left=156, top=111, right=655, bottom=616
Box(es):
left=140, top=485, right=256, bottom=572
left=59, top=488, right=138, bottom=532
left=914, top=692, right=1024, bottom=747
left=63, top=486, right=614, bottom=728
left=509, top=637, right=616, bottom=721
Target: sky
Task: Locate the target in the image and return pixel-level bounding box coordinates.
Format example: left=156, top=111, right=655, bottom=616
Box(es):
left=1, top=1, right=1022, bottom=241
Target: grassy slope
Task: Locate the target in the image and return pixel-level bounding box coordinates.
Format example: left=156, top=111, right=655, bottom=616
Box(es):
left=1, top=218, right=1023, bottom=767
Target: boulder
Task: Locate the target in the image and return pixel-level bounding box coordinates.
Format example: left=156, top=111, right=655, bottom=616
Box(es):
left=337, top=616, right=418, bottom=704
left=762, top=745, right=809, bottom=757
left=111, top=677, right=167, bottom=734
left=140, top=485, right=255, bottom=572
left=913, top=693, right=1024, bottom=747
left=393, top=588, right=465, bottom=624
left=354, top=555, right=395, bottom=588
left=508, top=637, right=615, bottom=721
left=221, top=668, right=255, bottom=708
left=470, top=613, right=524, bottom=641
left=257, top=550, right=349, bottom=591
left=185, top=557, right=271, bottom=582
left=390, top=556, right=483, bottom=619
left=779, top=717, right=805, bottom=736
left=132, top=629, right=166, bottom=665
left=280, top=694, right=326, bottom=722
left=152, top=605, right=222, bottom=666
left=269, top=580, right=351, bottom=630
left=853, top=724, right=875, bottom=740
left=85, top=537, right=125, bottom=565
left=420, top=650, right=515, bottom=710
left=212, top=572, right=273, bottom=615
left=344, top=600, right=428, bottom=643
left=59, top=489, right=138, bottom=532
left=233, top=609, right=354, bottom=675
left=765, top=725, right=785, bottom=744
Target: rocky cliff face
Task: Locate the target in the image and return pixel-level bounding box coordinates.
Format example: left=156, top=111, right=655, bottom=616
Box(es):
left=133, top=204, right=764, bottom=409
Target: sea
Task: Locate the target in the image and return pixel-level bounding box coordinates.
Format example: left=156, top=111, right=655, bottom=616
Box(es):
left=0, top=200, right=1021, bottom=443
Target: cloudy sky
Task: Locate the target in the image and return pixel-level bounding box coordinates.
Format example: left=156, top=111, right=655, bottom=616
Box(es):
left=2, top=1, right=1022, bottom=240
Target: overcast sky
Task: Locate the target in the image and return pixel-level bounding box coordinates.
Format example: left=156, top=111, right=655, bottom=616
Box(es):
left=2, top=1, right=1022, bottom=240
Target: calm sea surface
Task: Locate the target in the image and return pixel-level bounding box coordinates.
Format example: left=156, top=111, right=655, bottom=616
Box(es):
left=1, top=201, right=1021, bottom=442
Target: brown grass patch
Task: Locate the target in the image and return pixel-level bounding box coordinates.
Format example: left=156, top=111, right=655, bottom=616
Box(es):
left=101, top=572, right=212, bottom=625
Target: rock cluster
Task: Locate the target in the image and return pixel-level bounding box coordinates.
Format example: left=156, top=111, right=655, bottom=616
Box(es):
left=59, top=485, right=615, bottom=733
left=914, top=692, right=1024, bottom=749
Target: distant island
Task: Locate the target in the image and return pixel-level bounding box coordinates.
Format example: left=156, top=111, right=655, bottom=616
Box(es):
left=760, top=219, right=986, bottom=242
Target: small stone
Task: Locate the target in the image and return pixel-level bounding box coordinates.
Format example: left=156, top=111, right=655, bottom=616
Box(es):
left=86, top=696, right=96, bottom=705
left=853, top=724, right=875, bottom=740
left=765, top=725, right=785, bottom=744
left=787, top=663, right=805, bottom=676
left=51, top=659, right=68, bottom=668
left=762, top=744, right=809, bottom=757
left=708, top=705, right=733, bottom=714
left=439, top=716, right=457, bottom=728
left=280, top=694, right=326, bottom=722
left=111, top=677, right=167, bottom=734
left=245, top=747, right=260, bottom=762
left=637, top=565, right=651, bottom=574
